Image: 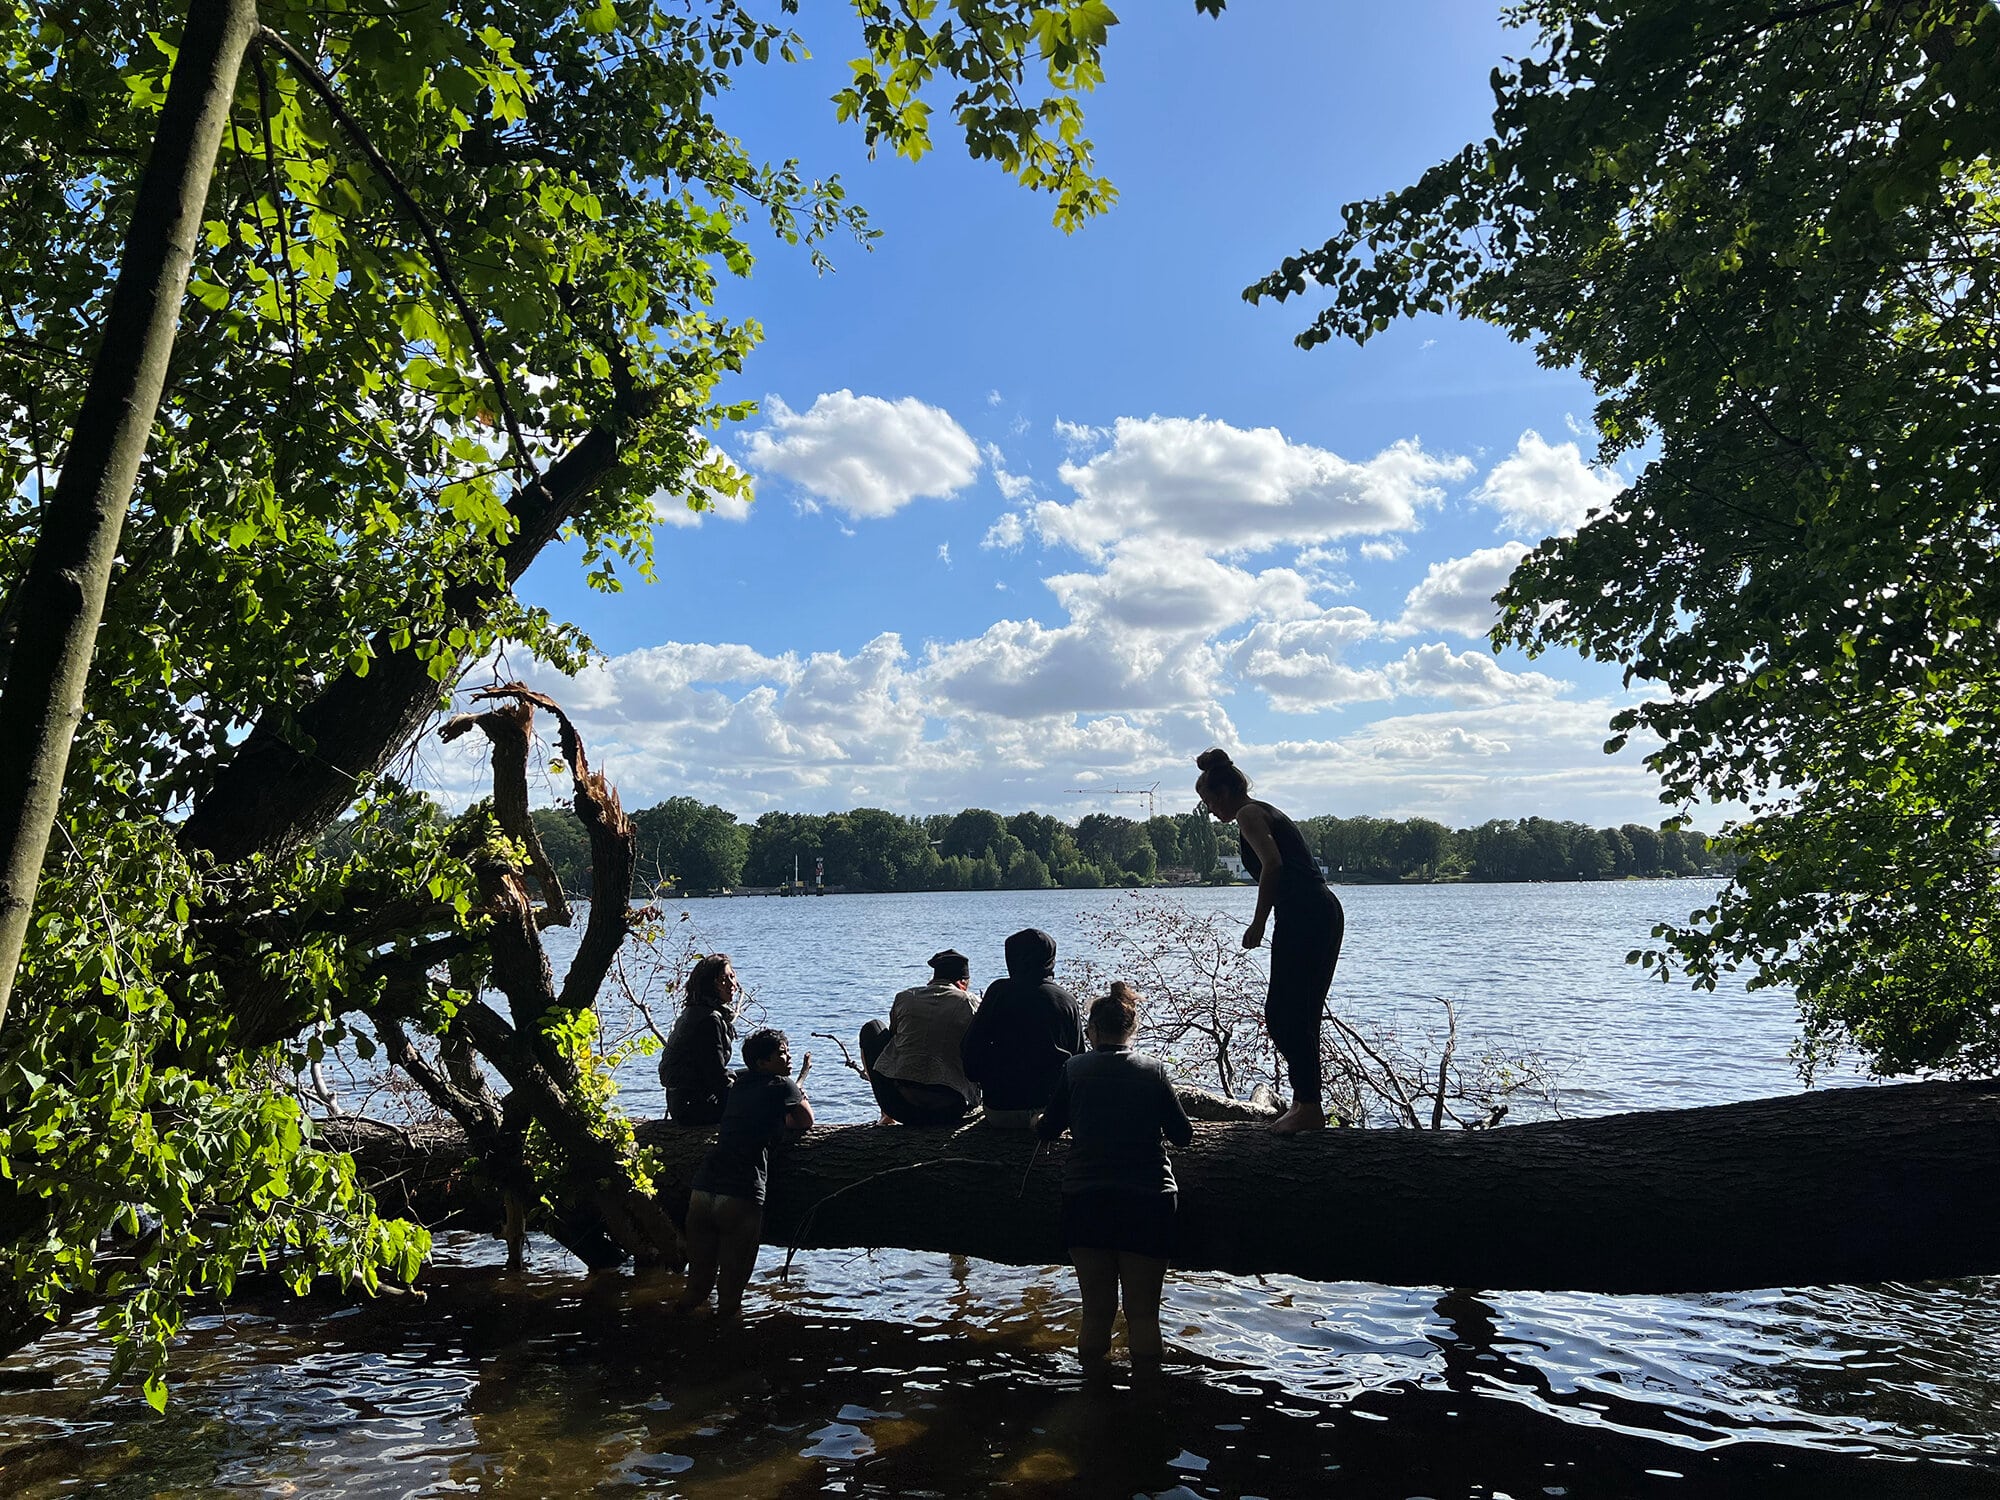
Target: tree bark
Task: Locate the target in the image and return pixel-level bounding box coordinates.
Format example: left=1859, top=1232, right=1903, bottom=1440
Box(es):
left=330, top=1080, right=2000, bottom=1294
left=0, top=0, right=260, bottom=1028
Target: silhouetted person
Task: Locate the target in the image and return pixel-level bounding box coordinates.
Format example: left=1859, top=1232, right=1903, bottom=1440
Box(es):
left=961, top=927, right=1082, bottom=1127
left=677, top=1028, right=812, bottom=1318
left=660, top=953, right=737, bottom=1126
left=1037, top=982, right=1193, bottom=1382
left=1196, top=747, right=1345, bottom=1135
left=859, top=948, right=980, bottom=1125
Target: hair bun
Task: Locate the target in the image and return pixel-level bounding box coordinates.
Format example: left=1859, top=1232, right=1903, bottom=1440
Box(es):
left=1195, top=747, right=1234, bottom=773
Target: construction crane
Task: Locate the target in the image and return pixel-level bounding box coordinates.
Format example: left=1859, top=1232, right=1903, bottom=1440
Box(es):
left=1063, top=782, right=1162, bottom=820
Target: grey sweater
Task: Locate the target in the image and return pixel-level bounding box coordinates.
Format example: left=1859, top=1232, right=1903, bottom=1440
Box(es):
left=1036, top=1045, right=1194, bottom=1195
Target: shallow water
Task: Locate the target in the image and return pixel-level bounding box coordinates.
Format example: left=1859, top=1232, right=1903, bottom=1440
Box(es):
left=4, top=883, right=1997, bottom=1497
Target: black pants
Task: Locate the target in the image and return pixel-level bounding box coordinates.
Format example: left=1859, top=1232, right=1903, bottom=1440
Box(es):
left=665, top=1089, right=726, bottom=1126
left=1268, top=892, right=1344, bottom=1111
left=859, top=1019, right=970, bottom=1126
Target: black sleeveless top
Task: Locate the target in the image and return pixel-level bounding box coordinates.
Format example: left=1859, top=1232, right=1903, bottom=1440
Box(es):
left=1239, top=801, right=1335, bottom=912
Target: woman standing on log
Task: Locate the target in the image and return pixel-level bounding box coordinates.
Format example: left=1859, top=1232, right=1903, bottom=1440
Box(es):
left=1036, top=983, right=1193, bottom=1382
left=660, top=954, right=738, bottom=1126
left=1195, top=748, right=1344, bottom=1135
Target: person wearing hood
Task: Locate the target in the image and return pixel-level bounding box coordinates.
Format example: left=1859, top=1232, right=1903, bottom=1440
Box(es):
left=961, top=927, right=1084, bottom=1128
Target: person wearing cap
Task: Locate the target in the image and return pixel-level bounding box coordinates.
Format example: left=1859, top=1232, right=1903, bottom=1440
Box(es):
left=857, top=949, right=982, bottom=1126
left=960, top=927, right=1083, bottom=1128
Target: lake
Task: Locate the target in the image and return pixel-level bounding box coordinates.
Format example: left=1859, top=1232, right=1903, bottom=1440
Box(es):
left=3, top=882, right=1997, bottom=1497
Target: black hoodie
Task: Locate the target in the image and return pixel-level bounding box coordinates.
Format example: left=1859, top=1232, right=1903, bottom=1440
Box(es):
left=960, top=928, right=1084, bottom=1111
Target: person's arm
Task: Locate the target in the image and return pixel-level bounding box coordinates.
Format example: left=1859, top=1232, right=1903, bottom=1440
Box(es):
left=707, top=1013, right=732, bottom=1089
left=960, top=998, right=992, bottom=1083
left=1035, top=1064, right=1072, bottom=1140
left=1237, top=802, right=1283, bottom=950
left=783, top=1078, right=814, bottom=1132
left=1159, top=1069, right=1195, bottom=1148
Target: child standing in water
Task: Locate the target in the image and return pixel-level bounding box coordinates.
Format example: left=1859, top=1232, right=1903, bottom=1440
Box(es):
left=1036, top=983, right=1193, bottom=1381
left=677, top=1028, right=813, bottom=1318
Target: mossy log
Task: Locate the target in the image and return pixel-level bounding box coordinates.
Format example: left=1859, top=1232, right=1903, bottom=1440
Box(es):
left=327, top=1079, right=2000, bottom=1295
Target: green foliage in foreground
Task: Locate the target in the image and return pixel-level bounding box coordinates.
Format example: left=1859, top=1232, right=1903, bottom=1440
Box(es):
left=2, top=814, right=438, bottom=1408
left=2, top=0, right=1220, bottom=1391
left=1252, top=0, right=2000, bottom=1077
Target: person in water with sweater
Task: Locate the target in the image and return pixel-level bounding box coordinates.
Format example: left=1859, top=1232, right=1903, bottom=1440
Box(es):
left=960, top=927, right=1083, bottom=1127
left=1036, top=982, right=1193, bottom=1381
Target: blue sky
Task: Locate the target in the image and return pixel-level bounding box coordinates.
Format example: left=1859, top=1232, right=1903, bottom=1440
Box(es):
left=479, top=2, right=1675, bottom=828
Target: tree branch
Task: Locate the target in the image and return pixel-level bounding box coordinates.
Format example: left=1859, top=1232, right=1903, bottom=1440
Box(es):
left=254, top=24, right=542, bottom=495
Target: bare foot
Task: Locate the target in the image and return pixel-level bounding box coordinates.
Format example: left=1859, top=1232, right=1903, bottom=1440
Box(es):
left=1270, top=1102, right=1327, bottom=1136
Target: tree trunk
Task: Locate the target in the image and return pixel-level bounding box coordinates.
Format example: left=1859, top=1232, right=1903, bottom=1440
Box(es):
left=330, top=1080, right=2000, bottom=1294
left=0, top=0, right=260, bottom=1027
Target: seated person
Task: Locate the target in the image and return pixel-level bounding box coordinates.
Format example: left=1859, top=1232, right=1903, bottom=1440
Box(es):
left=659, top=953, right=738, bottom=1125
left=677, top=1028, right=813, bottom=1318
left=960, top=927, right=1083, bottom=1127
left=858, top=948, right=981, bottom=1126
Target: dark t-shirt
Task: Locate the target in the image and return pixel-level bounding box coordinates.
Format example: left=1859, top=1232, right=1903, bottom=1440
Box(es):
left=690, top=1068, right=805, bottom=1204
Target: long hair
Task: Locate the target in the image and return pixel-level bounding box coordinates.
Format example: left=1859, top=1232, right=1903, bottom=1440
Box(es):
left=685, top=953, right=732, bottom=1010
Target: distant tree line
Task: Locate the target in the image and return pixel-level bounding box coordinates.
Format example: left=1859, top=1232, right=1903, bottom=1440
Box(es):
left=1299, top=816, right=1720, bottom=885
left=526, top=801, right=1719, bottom=896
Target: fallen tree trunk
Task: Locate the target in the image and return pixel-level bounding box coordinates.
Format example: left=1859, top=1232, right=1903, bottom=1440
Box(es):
left=329, top=1079, right=2000, bottom=1295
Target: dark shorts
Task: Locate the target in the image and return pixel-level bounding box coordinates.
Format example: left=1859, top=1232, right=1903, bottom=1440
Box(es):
left=1061, top=1189, right=1176, bottom=1260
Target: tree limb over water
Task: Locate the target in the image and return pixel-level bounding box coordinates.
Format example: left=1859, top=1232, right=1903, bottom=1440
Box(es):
left=336, top=1079, right=2000, bottom=1296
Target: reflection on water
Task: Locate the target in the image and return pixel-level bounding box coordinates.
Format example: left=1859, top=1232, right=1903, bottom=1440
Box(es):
left=5, top=886, right=1999, bottom=1495
left=3, top=1235, right=1997, bottom=1497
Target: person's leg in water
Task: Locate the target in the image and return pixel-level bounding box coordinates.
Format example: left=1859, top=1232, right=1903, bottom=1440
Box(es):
left=712, top=1194, right=765, bottom=1318
left=1115, top=1252, right=1169, bottom=1381
left=1071, top=1246, right=1121, bottom=1373
left=677, top=1189, right=722, bottom=1312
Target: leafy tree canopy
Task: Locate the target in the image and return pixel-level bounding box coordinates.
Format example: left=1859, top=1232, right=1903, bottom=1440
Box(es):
left=1250, top=0, right=2000, bottom=1077
left=0, top=0, right=1223, bottom=1390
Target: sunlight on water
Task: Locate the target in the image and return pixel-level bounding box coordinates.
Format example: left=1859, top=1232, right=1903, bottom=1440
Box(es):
left=3, top=885, right=1995, bottom=1497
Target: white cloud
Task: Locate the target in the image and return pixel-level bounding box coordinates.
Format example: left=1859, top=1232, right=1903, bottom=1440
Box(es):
left=982, top=512, right=1027, bottom=551
left=923, top=617, right=1221, bottom=720
left=1052, top=416, right=1105, bottom=452
left=1035, top=416, right=1470, bottom=560
left=987, top=389, right=1003, bottom=406
left=1226, top=609, right=1391, bottom=713
left=1044, top=543, right=1315, bottom=635
left=1394, top=543, right=1531, bottom=639
left=430, top=643, right=1664, bottom=828
left=1385, top=643, right=1565, bottom=706
left=1475, top=429, right=1623, bottom=538
left=1365, top=723, right=1512, bottom=760
left=938, top=542, right=952, bottom=565
left=983, top=441, right=1035, bottom=502
left=741, top=391, right=980, bottom=519
left=422, top=408, right=1682, bottom=827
